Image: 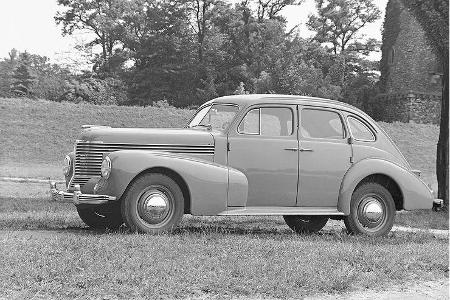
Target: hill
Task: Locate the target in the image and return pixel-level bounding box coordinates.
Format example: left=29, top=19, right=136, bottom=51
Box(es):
left=0, top=97, right=439, bottom=184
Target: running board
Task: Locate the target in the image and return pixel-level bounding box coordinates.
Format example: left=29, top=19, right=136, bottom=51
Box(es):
left=218, top=207, right=345, bottom=216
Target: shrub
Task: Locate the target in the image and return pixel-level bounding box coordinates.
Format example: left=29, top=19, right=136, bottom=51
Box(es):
left=62, top=77, right=128, bottom=105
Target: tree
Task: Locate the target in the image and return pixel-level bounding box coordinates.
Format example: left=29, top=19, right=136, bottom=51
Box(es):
left=0, top=49, right=19, bottom=97
left=55, top=0, right=126, bottom=73
left=121, top=0, right=196, bottom=106
left=256, top=0, right=303, bottom=22
left=400, top=0, right=449, bottom=208
left=11, top=52, right=35, bottom=97
left=307, top=0, right=381, bottom=55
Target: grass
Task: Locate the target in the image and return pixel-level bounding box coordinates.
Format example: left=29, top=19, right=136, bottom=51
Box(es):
left=378, top=122, right=439, bottom=185
left=0, top=98, right=192, bottom=178
left=395, top=210, right=449, bottom=230
left=0, top=182, right=448, bottom=299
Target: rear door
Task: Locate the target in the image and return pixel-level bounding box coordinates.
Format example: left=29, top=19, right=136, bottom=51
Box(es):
left=298, top=106, right=352, bottom=207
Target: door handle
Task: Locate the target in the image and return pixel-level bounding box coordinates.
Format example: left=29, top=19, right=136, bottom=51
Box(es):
left=299, top=148, right=313, bottom=152
left=284, top=147, right=298, bottom=151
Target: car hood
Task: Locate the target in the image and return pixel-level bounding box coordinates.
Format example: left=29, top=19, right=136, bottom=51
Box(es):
left=79, top=126, right=214, bottom=146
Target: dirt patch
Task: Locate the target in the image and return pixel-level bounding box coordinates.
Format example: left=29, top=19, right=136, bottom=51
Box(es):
left=307, top=279, right=449, bottom=300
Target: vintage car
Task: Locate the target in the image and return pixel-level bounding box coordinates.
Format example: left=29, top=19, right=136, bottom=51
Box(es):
left=50, top=94, right=442, bottom=236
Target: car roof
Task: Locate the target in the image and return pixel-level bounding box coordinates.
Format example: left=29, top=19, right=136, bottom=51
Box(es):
left=208, top=94, right=369, bottom=118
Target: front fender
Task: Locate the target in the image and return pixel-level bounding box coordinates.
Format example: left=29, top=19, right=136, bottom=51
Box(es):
left=101, top=150, right=248, bottom=215
left=338, top=158, right=433, bottom=215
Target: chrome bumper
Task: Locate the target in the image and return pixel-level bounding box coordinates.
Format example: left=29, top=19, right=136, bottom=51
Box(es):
left=49, top=182, right=116, bottom=205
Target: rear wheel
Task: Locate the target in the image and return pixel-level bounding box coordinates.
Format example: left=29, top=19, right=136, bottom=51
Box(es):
left=76, top=201, right=123, bottom=230
left=283, top=215, right=328, bottom=234
left=344, top=182, right=395, bottom=237
left=121, top=173, right=184, bottom=233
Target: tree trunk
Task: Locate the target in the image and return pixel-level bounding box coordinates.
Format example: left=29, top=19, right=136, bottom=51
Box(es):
left=436, top=55, right=449, bottom=208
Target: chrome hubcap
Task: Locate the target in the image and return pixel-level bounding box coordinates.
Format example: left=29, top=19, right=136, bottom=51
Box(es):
left=137, top=187, right=171, bottom=225
left=363, top=200, right=383, bottom=222
left=357, top=195, right=386, bottom=230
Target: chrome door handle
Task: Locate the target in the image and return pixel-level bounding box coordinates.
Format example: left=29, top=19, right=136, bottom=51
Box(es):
left=284, top=147, right=298, bottom=151
left=299, top=148, right=313, bottom=152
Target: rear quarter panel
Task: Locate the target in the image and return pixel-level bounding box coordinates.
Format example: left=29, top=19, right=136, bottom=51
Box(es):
left=338, top=158, right=433, bottom=214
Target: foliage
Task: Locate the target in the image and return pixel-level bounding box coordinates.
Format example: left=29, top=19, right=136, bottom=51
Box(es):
left=0, top=50, right=74, bottom=101
left=0, top=50, right=19, bottom=98
left=11, top=52, right=35, bottom=97
left=55, top=0, right=126, bottom=73
left=1, top=0, right=384, bottom=108
left=63, top=76, right=128, bottom=105
left=307, top=0, right=381, bottom=55
left=54, top=0, right=380, bottom=106
left=378, top=0, right=401, bottom=93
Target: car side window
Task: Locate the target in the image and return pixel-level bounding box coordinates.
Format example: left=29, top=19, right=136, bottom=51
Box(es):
left=238, top=107, right=293, bottom=136
left=301, top=109, right=344, bottom=139
left=347, top=116, right=375, bottom=141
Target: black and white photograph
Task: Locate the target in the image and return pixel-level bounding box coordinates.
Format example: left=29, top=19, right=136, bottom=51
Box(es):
left=0, top=0, right=448, bottom=299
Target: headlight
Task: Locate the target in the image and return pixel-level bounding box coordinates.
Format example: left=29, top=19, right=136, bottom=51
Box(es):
left=101, top=156, right=112, bottom=179
left=63, top=155, right=72, bottom=176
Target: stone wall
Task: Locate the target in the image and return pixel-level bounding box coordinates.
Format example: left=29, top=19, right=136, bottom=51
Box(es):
left=367, top=92, right=441, bottom=124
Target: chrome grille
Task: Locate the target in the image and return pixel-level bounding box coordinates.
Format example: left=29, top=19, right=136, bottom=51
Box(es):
left=69, top=141, right=214, bottom=190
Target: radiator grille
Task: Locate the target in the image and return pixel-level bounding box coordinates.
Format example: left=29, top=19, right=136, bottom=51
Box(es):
left=69, top=141, right=214, bottom=189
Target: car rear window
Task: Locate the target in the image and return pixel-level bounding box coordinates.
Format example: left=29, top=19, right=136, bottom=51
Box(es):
left=347, top=116, right=375, bottom=141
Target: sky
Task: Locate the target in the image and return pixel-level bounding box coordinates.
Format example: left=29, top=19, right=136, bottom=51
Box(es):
left=0, top=0, right=388, bottom=67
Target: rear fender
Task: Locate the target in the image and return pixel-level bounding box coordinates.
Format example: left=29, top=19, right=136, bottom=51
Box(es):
left=338, top=158, right=433, bottom=214
left=103, top=150, right=248, bottom=215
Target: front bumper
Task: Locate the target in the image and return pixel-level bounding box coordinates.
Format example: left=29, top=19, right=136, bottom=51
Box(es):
left=49, top=182, right=116, bottom=205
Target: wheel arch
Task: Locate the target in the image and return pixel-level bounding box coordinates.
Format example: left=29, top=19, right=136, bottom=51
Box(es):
left=123, top=166, right=192, bottom=214
left=354, top=174, right=403, bottom=210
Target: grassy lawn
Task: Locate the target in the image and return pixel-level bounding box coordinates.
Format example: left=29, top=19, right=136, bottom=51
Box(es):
left=0, top=182, right=448, bottom=299
left=395, top=210, right=449, bottom=230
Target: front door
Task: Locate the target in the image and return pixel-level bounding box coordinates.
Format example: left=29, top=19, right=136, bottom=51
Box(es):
left=227, top=105, right=298, bottom=207
left=298, top=106, right=352, bottom=207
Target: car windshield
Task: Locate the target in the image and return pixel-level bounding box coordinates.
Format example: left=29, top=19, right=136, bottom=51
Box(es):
left=188, top=104, right=238, bottom=132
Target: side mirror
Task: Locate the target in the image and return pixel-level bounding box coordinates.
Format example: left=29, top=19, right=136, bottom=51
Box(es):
left=347, top=137, right=354, bottom=144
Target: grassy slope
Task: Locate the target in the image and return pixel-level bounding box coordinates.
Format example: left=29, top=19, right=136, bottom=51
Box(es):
left=0, top=97, right=440, bottom=183
left=0, top=183, right=448, bottom=299
left=0, top=98, right=192, bottom=178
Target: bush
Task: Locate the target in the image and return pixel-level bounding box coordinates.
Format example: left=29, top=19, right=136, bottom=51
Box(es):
left=62, top=77, right=128, bottom=105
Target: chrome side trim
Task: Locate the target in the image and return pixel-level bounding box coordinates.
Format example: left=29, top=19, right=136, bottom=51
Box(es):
left=218, top=206, right=345, bottom=216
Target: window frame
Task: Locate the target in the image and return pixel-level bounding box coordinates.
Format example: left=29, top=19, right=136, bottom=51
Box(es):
left=187, top=103, right=240, bottom=132
left=299, top=107, right=347, bottom=141
left=237, top=105, right=295, bottom=137
left=346, top=115, right=377, bottom=142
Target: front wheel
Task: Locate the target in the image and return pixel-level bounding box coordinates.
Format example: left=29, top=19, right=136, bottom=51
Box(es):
left=344, top=182, right=396, bottom=237
left=121, top=173, right=184, bottom=233
left=283, top=215, right=329, bottom=234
